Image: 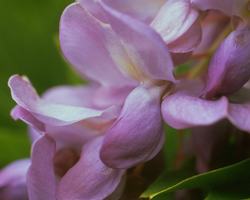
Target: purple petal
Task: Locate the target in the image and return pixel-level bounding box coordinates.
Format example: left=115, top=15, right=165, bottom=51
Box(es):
left=167, top=19, right=202, bottom=53
left=8, top=75, right=118, bottom=127
left=101, top=86, right=164, bottom=169
left=42, top=85, right=97, bottom=108
left=0, top=159, right=30, bottom=187
left=79, top=0, right=165, bottom=23
left=106, top=175, right=126, bottom=200
left=60, top=3, right=135, bottom=87
left=162, top=92, right=228, bottom=129
left=228, top=103, right=250, bottom=132
left=46, top=125, right=98, bottom=148
left=191, top=0, right=247, bottom=18
left=11, top=106, right=45, bottom=131
left=0, top=159, right=30, bottom=200
left=194, top=11, right=229, bottom=55
left=57, top=137, right=125, bottom=200
left=103, top=0, right=165, bottom=23
left=43, top=84, right=133, bottom=110
left=151, top=0, right=201, bottom=53
left=27, top=135, right=57, bottom=200
left=99, top=1, right=175, bottom=82
left=204, top=27, right=250, bottom=98
left=28, top=127, right=42, bottom=143
left=78, top=0, right=108, bottom=22
left=0, top=185, right=28, bottom=200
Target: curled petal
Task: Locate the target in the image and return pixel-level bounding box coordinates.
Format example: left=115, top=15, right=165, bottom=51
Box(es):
left=27, top=135, right=57, bottom=200
left=101, top=86, right=164, bottom=169
left=57, top=137, right=125, bottom=200
left=60, top=3, right=134, bottom=87
left=99, top=1, right=175, bottom=82
left=151, top=0, right=201, bottom=52
left=8, top=75, right=118, bottom=127
left=204, top=27, right=250, bottom=98
left=162, top=92, right=228, bottom=129
left=11, top=106, right=45, bottom=131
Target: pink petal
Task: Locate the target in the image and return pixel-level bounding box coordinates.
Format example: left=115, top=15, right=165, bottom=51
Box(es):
left=162, top=92, right=228, bottom=129
left=99, top=1, right=175, bottom=82
left=151, top=0, right=201, bottom=53
left=101, top=86, right=164, bottom=169
left=57, top=137, right=125, bottom=200
left=27, top=135, right=57, bottom=200
left=8, top=75, right=118, bottom=127
left=60, top=3, right=135, bottom=87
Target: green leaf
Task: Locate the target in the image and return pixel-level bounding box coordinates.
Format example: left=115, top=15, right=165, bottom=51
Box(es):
left=163, top=126, right=178, bottom=169
left=141, top=158, right=250, bottom=199
left=0, top=0, right=76, bottom=166
left=141, top=169, right=194, bottom=199
left=163, top=126, right=190, bottom=170
left=205, top=182, right=250, bottom=200
left=0, top=0, right=74, bottom=127
left=0, top=128, right=30, bottom=167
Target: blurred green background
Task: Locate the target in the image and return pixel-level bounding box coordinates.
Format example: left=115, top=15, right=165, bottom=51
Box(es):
left=0, top=0, right=78, bottom=167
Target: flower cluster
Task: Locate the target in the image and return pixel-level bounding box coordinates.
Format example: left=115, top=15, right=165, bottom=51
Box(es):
left=1, top=0, right=250, bottom=199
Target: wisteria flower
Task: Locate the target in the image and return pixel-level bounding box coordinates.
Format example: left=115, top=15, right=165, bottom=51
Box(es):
left=27, top=134, right=125, bottom=200
left=162, top=25, right=250, bottom=132
left=9, top=0, right=172, bottom=171
left=59, top=1, right=178, bottom=169
left=5, top=0, right=250, bottom=199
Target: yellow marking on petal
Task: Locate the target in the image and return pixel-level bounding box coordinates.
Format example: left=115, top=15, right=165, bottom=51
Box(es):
left=106, top=34, right=149, bottom=82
